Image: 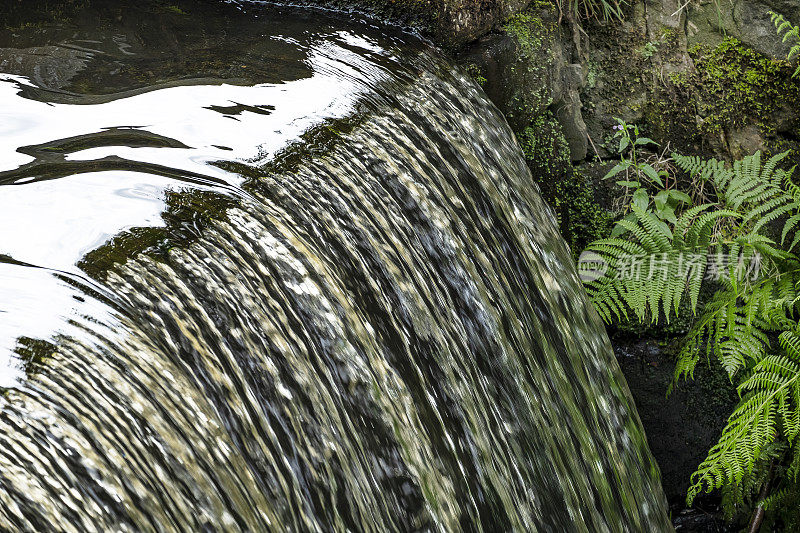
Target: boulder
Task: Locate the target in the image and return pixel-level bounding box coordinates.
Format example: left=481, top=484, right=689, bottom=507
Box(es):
left=687, top=0, right=800, bottom=59
left=458, top=9, right=589, bottom=160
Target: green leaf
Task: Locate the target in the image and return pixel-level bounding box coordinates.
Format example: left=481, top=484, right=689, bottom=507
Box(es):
left=604, top=161, right=629, bottom=180
left=635, top=136, right=657, bottom=146
left=633, top=188, right=649, bottom=211
left=656, top=205, right=677, bottom=224
left=610, top=225, right=627, bottom=238
left=616, top=180, right=641, bottom=188
left=641, top=164, right=664, bottom=187
left=668, top=190, right=692, bottom=205
left=655, top=190, right=669, bottom=211
left=610, top=212, right=637, bottom=237
left=653, top=216, right=673, bottom=240
left=619, top=136, right=630, bottom=152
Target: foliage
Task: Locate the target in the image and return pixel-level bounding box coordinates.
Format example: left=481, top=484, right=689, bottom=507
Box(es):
left=771, top=12, right=800, bottom=79
left=682, top=38, right=800, bottom=136
left=581, top=120, right=695, bottom=324
left=518, top=115, right=613, bottom=255
left=640, top=41, right=659, bottom=59
left=602, top=119, right=673, bottom=216
left=550, top=0, right=624, bottom=22
left=580, top=120, right=800, bottom=521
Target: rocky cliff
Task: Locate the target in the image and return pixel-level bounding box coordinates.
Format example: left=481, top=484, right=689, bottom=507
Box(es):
left=447, top=0, right=800, bottom=248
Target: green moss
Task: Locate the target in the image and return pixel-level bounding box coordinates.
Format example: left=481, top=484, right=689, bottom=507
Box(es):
left=638, top=38, right=800, bottom=165
left=641, top=88, right=702, bottom=155
left=640, top=41, right=659, bottom=58
left=582, top=18, right=650, bottom=153
left=557, top=172, right=615, bottom=255
left=686, top=38, right=800, bottom=136
left=159, top=5, right=188, bottom=15
left=463, top=63, right=487, bottom=86
left=79, top=190, right=238, bottom=278
left=658, top=27, right=682, bottom=57
left=501, top=11, right=554, bottom=120
left=503, top=12, right=546, bottom=51
left=586, top=59, right=599, bottom=89
left=14, top=337, right=57, bottom=377
left=518, top=113, right=612, bottom=255
left=1, top=0, right=89, bottom=31
left=505, top=11, right=611, bottom=254
left=518, top=112, right=570, bottom=178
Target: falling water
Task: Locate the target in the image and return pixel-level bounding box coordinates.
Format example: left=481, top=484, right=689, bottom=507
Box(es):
left=0, top=1, right=670, bottom=531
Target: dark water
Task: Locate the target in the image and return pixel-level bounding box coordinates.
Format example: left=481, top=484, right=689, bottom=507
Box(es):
left=0, top=1, right=670, bottom=531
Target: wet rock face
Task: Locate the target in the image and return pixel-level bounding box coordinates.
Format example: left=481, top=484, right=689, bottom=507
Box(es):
left=0, top=47, right=90, bottom=90
left=435, top=0, right=531, bottom=47
left=613, top=337, right=738, bottom=506
left=613, top=336, right=738, bottom=531
left=577, top=0, right=800, bottom=164
left=687, top=0, right=800, bottom=59
left=283, top=0, right=531, bottom=48
left=457, top=9, right=589, bottom=161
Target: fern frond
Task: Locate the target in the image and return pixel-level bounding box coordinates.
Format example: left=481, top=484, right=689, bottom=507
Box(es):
left=688, top=389, right=780, bottom=503
left=673, top=153, right=731, bottom=185
left=772, top=11, right=800, bottom=79
left=686, top=210, right=740, bottom=249
left=781, top=213, right=800, bottom=248
left=687, top=329, right=800, bottom=505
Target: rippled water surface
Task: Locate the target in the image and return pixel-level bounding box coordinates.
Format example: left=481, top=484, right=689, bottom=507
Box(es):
left=0, top=1, right=670, bottom=531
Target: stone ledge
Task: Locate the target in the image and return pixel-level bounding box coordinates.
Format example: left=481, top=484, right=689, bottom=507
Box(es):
left=276, top=0, right=531, bottom=48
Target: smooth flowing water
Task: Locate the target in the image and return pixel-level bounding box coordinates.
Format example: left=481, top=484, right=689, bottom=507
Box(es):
left=0, top=1, right=670, bottom=531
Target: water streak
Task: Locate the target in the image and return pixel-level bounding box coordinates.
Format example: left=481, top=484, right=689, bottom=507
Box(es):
left=0, top=2, right=669, bottom=531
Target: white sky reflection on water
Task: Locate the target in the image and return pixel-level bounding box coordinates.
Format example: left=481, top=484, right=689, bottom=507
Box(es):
left=0, top=31, right=391, bottom=387
left=0, top=67, right=374, bottom=178
left=0, top=263, right=120, bottom=389
left=0, top=172, right=171, bottom=270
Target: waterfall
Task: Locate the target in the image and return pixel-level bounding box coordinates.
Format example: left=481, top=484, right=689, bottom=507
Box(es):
left=0, top=2, right=670, bottom=531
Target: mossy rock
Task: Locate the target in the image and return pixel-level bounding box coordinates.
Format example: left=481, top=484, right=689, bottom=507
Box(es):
left=518, top=113, right=612, bottom=255
left=459, top=6, right=589, bottom=159
left=459, top=10, right=559, bottom=129
left=581, top=5, right=652, bottom=157
left=0, top=0, right=90, bottom=30
left=643, top=37, right=800, bottom=163
left=688, top=38, right=800, bottom=137
left=280, top=0, right=531, bottom=48
left=687, top=0, right=800, bottom=60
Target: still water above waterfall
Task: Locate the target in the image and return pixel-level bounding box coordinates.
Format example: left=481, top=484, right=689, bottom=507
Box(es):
left=0, top=1, right=670, bottom=531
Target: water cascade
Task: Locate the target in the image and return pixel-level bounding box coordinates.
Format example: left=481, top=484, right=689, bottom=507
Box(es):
left=0, top=2, right=670, bottom=531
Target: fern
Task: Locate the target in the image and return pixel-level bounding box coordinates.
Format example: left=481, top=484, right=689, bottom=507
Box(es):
left=585, top=151, right=796, bottom=325
left=580, top=146, right=800, bottom=518
left=688, top=330, right=800, bottom=504
left=771, top=11, right=800, bottom=78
